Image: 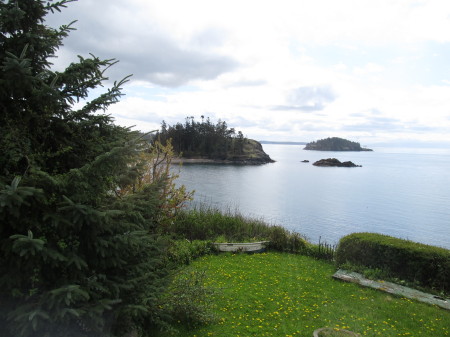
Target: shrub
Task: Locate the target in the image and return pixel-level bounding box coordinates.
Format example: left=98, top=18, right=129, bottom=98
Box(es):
left=159, top=270, right=218, bottom=330
left=268, top=226, right=307, bottom=254
left=167, top=240, right=214, bottom=265
left=335, top=232, right=450, bottom=293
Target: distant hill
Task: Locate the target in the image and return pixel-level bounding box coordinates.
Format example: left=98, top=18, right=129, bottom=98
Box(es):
left=304, top=137, right=373, bottom=151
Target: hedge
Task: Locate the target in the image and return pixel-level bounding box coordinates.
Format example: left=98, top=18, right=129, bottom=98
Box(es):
left=335, top=232, right=450, bottom=293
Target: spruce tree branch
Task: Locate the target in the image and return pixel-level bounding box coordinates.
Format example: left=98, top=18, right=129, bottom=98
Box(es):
left=45, top=0, right=78, bottom=13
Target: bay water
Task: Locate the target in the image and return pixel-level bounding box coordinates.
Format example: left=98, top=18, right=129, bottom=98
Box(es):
left=175, top=144, right=450, bottom=249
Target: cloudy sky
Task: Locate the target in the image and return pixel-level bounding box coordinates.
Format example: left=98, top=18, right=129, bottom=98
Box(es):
left=46, top=0, right=450, bottom=146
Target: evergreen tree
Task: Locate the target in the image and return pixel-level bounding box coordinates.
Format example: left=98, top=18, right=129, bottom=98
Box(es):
left=157, top=116, right=248, bottom=159
left=0, top=1, right=169, bottom=336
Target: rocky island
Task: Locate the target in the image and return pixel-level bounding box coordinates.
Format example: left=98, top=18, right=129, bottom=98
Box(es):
left=156, top=117, right=274, bottom=165
left=313, top=158, right=362, bottom=167
left=304, top=137, right=373, bottom=151
left=172, top=139, right=274, bottom=165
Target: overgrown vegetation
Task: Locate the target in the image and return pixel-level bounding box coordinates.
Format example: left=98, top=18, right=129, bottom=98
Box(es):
left=335, top=232, right=450, bottom=296
left=166, top=240, right=214, bottom=266
left=167, top=206, right=336, bottom=260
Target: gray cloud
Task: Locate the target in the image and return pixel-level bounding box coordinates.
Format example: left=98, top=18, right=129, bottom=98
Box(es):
left=339, top=118, right=402, bottom=132
left=337, top=115, right=442, bottom=134
left=125, top=48, right=237, bottom=87
left=190, top=27, right=229, bottom=48
left=272, top=85, right=336, bottom=112
left=45, top=1, right=238, bottom=87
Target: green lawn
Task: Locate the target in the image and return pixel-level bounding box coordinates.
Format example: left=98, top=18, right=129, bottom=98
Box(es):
left=163, top=252, right=449, bottom=337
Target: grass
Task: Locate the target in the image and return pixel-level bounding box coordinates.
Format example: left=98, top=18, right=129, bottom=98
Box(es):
left=169, top=207, right=276, bottom=242
left=316, top=328, right=360, bottom=336
left=158, top=252, right=449, bottom=337
left=168, top=207, right=332, bottom=259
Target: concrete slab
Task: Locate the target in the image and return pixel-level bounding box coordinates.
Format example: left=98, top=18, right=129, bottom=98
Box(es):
left=333, top=269, right=450, bottom=310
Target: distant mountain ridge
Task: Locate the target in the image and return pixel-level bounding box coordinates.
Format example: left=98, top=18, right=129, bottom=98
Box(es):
left=304, top=137, right=373, bottom=151
left=260, top=141, right=307, bottom=145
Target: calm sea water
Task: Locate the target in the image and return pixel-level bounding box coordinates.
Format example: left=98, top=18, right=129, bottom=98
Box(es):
left=175, top=144, right=450, bottom=249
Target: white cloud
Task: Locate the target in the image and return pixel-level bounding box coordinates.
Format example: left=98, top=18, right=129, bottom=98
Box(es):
left=45, top=0, right=450, bottom=145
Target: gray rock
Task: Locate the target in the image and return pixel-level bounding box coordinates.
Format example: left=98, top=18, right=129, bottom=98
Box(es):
left=313, top=158, right=361, bottom=167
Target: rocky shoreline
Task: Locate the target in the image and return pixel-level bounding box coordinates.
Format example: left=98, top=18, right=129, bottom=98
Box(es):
left=171, top=157, right=275, bottom=165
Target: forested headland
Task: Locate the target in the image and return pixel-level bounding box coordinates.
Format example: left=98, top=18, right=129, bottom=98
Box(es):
left=156, top=117, right=274, bottom=164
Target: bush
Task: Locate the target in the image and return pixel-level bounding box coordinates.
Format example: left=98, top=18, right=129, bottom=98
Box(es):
left=167, top=240, right=214, bottom=265
left=159, top=270, right=218, bottom=331
left=335, top=232, right=450, bottom=293
left=268, top=226, right=307, bottom=254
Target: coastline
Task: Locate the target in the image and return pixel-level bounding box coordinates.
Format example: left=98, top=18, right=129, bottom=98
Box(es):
left=171, top=157, right=275, bottom=165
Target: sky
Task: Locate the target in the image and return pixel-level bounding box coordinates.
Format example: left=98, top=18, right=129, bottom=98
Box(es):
left=46, top=0, right=450, bottom=146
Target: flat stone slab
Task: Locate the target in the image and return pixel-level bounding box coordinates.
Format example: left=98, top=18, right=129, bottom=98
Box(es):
left=333, top=269, right=450, bottom=310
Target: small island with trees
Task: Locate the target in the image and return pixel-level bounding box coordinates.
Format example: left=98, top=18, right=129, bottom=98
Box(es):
left=304, top=137, right=373, bottom=151
left=156, top=116, right=274, bottom=164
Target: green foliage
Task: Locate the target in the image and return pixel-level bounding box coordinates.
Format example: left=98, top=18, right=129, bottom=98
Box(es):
left=156, top=116, right=247, bottom=160
left=304, top=240, right=336, bottom=262
left=267, top=226, right=308, bottom=254
left=167, top=240, right=214, bottom=265
left=304, top=137, right=372, bottom=151
left=158, top=269, right=218, bottom=332
left=0, top=144, right=170, bottom=337
left=0, top=1, right=172, bottom=336
left=169, top=207, right=309, bottom=255
left=335, top=232, right=450, bottom=294
left=170, top=207, right=272, bottom=242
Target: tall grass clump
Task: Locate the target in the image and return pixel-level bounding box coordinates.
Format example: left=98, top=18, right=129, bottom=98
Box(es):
left=169, top=206, right=309, bottom=254
left=169, top=206, right=270, bottom=241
